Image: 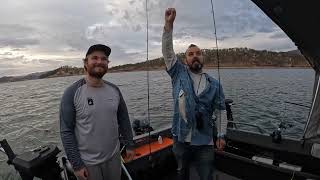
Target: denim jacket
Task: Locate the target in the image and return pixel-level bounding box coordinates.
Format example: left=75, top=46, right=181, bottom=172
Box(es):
left=167, top=60, right=226, bottom=145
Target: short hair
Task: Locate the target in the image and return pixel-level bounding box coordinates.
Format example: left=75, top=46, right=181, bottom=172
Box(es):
left=185, top=44, right=199, bottom=54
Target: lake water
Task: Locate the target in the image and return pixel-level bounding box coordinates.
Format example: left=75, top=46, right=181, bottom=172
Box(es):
left=0, top=68, right=314, bottom=179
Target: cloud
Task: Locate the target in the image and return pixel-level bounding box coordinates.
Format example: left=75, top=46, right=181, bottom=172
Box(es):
left=0, top=24, right=39, bottom=48
left=0, top=0, right=297, bottom=77
left=258, top=27, right=275, bottom=33
left=0, top=55, right=81, bottom=77
left=242, top=34, right=255, bottom=39
left=0, top=52, right=13, bottom=56
left=0, top=37, right=40, bottom=48
left=269, top=30, right=288, bottom=39
left=220, top=32, right=295, bottom=51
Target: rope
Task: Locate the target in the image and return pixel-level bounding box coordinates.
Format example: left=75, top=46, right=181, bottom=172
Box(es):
left=210, top=0, right=222, bottom=137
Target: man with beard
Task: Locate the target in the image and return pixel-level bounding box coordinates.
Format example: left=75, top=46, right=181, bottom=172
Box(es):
left=162, top=8, right=227, bottom=180
left=60, top=44, right=135, bottom=180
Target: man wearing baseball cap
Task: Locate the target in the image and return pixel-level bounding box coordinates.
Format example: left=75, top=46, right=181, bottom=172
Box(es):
left=60, top=44, right=135, bottom=180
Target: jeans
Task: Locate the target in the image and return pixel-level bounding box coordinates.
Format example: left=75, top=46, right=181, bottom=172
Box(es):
left=172, top=141, right=215, bottom=180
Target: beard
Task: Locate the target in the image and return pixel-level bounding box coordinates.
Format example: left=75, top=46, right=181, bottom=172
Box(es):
left=189, top=57, right=203, bottom=73
left=87, top=64, right=108, bottom=79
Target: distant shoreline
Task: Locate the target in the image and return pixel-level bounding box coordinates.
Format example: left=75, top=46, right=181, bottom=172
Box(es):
left=109, top=66, right=312, bottom=72
left=2, top=66, right=313, bottom=77
left=205, top=66, right=311, bottom=69
left=0, top=47, right=310, bottom=83
left=0, top=66, right=312, bottom=84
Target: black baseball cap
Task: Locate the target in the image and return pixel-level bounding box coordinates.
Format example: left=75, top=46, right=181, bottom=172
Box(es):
left=85, top=44, right=111, bottom=57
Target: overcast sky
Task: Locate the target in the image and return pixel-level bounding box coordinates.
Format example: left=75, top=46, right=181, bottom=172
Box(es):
left=0, top=0, right=296, bottom=77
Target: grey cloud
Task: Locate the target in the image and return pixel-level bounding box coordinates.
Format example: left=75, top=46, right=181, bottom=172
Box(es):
left=174, top=31, right=190, bottom=39
left=0, top=24, right=35, bottom=36
left=218, top=36, right=232, bottom=41
left=0, top=0, right=114, bottom=54
left=35, top=58, right=72, bottom=65
left=258, top=27, right=274, bottom=33
left=0, top=52, right=13, bottom=55
left=0, top=56, right=27, bottom=73
left=0, top=56, right=25, bottom=63
left=269, top=31, right=288, bottom=39
left=149, top=34, right=161, bottom=42
left=124, top=51, right=140, bottom=56
left=124, top=11, right=130, bottom=20
left=0, top=68, right=25, bottom=77
left=0, top=24, right=39, bottom=48
left=213, top=0, right=277, bottom=36
left=0, top=37, right=39, bottom=48
left=242, top=34, right=255, bottom=39
left=133, top=24, right=142, bottom=32
left=129, top=0, right=135, bottom=5
left=0, top=56, right=82, bottom=77
left=11, top=48, right=27, bottom=51
left=254, top=38, right=295, bottom=51
left=65, top=36, right=101, bottom=57
left=0, top=0, right=294, bottom=77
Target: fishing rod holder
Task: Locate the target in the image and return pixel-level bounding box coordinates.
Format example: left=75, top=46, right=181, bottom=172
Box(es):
left=132, top=119, right=154, bottom=136
left=0, top=139, right=72, bottom=180
left=270, top=122, right=293, bottom=143
left=225, top=99, right=235, bottom=128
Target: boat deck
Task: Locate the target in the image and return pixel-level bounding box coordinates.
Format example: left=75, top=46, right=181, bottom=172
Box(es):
left=160, top=168, right=242, bottom=180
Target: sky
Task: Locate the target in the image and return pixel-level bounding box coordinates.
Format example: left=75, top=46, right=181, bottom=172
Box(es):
left=0, top=0, right=296, bottom=77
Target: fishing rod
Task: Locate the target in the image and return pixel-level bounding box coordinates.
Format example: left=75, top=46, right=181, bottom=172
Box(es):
left=284, top=101, right=311, bottom=108
left=145, top=0, right=153, bottom=169
left=209, top=0, right=224, bottom=144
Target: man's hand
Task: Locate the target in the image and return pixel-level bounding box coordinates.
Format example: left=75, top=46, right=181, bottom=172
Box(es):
left=74, top=167, right=88, bottom=180
left=215, top=138, right=226, bottom=151
left=125, top=149, right=135, bottom=162
left=164, top=8, right=176, bottom=32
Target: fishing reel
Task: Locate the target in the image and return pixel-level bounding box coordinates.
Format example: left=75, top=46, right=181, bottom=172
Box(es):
left=0, top=139, right=76, bottom=180
left=132, top=119, right=154, bottom=136
left=225, top=99, right=235, bottom=128
left=270, top=122, right=293, bottom=143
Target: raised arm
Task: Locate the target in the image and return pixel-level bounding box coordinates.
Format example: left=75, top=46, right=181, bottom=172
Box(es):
left=162, top=8, right=177, bottom=70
